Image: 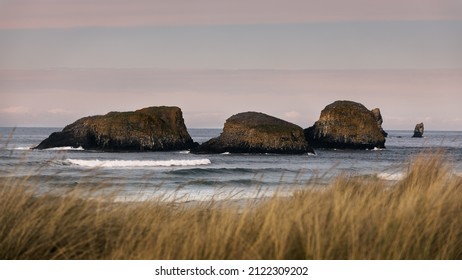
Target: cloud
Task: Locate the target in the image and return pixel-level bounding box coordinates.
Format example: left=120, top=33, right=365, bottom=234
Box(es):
left=0, top=0, right=461, bottom=29
left=284, top=111, right=302, bottom=119
left=282, top=111, right=306, bottom=126
left=1, top=68, right=461, bottom=129
left=0, top=106, right=29, bottom=114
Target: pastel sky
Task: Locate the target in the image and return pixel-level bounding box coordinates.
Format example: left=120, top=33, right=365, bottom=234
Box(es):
left=1, top=0, right=461, bottom=130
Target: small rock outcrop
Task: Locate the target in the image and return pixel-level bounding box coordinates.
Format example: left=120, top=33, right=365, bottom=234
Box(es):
left=371, top=108, right=388, bottom=137
left=412, top=123, right=424, bottom=138
left=191, top=112, right=314, bottom=154
left=34, top=106, right=197, bottom=151
left=304, top=100, right=386, bottom=149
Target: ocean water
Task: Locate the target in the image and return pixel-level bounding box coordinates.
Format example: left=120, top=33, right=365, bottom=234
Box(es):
left=1, top=127, right=462, bottom=202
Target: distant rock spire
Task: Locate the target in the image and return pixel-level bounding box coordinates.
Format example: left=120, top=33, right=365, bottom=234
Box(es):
left=412, top=123, right=424, bottom=138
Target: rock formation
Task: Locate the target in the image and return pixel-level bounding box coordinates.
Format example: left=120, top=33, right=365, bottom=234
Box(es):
left=304, top=100, right=386, bottom=149
left=371, top=108, right=388, bottom=137
left=191, top=112, right=314, bottom=154
left=34, top=106, right=197, bottom=151
left=412, top=123, right=424, bottom=138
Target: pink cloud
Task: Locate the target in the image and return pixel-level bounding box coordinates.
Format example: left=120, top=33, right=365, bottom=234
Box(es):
left=1, top=68, right=461, bottom=129
left=0, top=0, right=461, bottom=29
left=0, top=106, right=29, bottom=114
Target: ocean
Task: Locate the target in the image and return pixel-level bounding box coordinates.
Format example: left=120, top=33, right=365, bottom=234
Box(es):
left=1, top=127, right=461, bottom=202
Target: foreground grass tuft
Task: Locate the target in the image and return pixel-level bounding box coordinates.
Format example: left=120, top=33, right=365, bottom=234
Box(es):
left=1, top=153, right=462, bottom=259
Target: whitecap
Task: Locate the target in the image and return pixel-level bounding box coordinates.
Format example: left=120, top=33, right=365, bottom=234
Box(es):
left=221, top=152, right=231, bottom=155
left=113, top=187, right=282, bottom=203
left=46, top=146, right=84, bottom=151
left=65, top=158, right=211, bottom=168
left=377, top=172, right=406, bottom=181
left=13, top=147, right=32, bottom=150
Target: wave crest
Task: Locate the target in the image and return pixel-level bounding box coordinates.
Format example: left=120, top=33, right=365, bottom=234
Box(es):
left=46, top=146, right=85, bottom=151
left=65, top=158, right=211, bottom=168
left=377, top=172, right=405, bottom=181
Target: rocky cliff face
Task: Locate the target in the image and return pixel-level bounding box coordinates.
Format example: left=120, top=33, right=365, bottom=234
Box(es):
left=371, top=108, right=388, bottom=137
left=305, top=100, right=386, bottom=149
left=34, top=106, right=197, bottom=151
left=191, top=112, right=314, bottom=154
left=412, top=123, right=424, bottom=138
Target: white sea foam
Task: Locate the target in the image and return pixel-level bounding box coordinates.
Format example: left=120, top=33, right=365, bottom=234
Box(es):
left=366, top=147, right=384, bottom=151
left=66, top=158, right=211, bottom=168
left=46, top=146, right=85, bottom=151
left=113, top=186, right=285, bottom=203
left=221, top=152, right=231, bottom=155
left=13, top=147, right=32, bottom=150
left=377, top=172, right=406, bottom=181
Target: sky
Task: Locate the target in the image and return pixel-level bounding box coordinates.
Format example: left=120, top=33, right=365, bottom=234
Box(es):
left=1, top=0, right=462, bottom=130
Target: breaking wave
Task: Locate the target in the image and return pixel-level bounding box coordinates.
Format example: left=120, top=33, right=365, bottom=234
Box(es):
left=377, top=172, right=406, bottom=181
left=65, top=158, right=211, bottom=168
left=46, top=146, right=85, bottom=151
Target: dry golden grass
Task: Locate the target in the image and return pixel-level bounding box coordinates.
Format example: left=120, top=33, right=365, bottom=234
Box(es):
left=1, top=153, right=462, bottom=259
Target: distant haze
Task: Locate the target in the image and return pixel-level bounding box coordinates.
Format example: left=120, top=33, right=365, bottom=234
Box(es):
left=1, top=1, right=461, bottom=130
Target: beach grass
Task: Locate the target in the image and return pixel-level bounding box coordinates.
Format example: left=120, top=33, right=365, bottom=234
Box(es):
left=1, top=153, right=462, bottom=259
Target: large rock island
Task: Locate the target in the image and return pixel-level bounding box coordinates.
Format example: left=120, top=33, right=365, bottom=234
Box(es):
left=304, top=100, right=386, bottom=149
left=34, top=106, right=197, bottom=151
left=191, top=112, right=314, bottom=154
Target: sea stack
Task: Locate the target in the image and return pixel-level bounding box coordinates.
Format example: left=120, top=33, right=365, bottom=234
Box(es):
left=371, top=108, right=388, bottom=137
left=34, top=106, right=197, bottom=151
left=191, top=111, right=314, bottom=154
left=304, top=100, right=386, bottom=149
left=412, top=123, right=424, bottom=138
